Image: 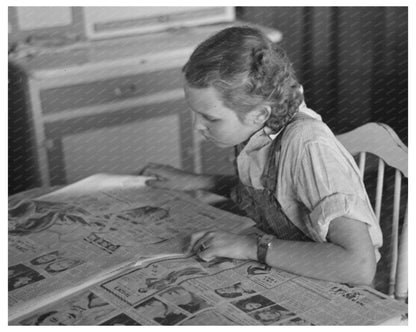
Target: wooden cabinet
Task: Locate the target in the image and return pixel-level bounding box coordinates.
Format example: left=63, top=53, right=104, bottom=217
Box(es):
left=9, top=22, right=281, bottom=192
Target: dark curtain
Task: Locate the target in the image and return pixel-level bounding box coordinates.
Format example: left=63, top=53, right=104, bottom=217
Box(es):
left=237, top=7, right=408, bottom=144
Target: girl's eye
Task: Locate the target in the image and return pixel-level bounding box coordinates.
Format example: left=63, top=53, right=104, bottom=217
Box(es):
left=204, top=116, right=218, bottom=122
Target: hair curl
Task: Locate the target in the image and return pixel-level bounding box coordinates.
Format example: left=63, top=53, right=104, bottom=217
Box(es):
left=183, top=26, right=304, bottom=133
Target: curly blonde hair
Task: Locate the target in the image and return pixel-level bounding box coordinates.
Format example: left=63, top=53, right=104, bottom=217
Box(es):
left=183, top=26, right=304, bottom=133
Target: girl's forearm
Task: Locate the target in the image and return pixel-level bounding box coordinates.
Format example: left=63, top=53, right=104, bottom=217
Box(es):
left=246, top=238, right=376, bottom=285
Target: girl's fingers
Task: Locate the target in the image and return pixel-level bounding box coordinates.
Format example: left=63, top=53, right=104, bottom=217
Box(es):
left=137, top=165, right=148, bottom=175
left=143, top=167, right=173, bottom=181
left=188, top=230, right=212, bottom=253
left=137, top=163, right=159, bottom=175
left=193, top=236, right=211, bottom=254
left=197, top=246, right=216, bottom=262
left=145, top=179, right=167, bottom=188
left=139, top=162, right=168, bottom=175
left=144, top=167, right=176, bottom=180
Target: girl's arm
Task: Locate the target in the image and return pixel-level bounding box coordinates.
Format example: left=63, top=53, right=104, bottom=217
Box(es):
left=188, top=216, right=376, bottom=285
left=141, top=163, right=238, bottom=197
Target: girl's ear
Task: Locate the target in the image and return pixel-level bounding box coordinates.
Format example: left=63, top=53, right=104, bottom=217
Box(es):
left=249, top=105, right=271, bottom=126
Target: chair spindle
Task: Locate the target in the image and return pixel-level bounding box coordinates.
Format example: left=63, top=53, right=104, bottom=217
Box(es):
left=388, top=169, right=402, bottom=296
left=358, top=152, right=366, bottom=179
left=374, top=158, right=385, bottom=224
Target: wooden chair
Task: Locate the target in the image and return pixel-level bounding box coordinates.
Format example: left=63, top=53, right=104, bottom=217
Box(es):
left=336, top=123, right=408, bottom=300
left=200, top=122, right=408, bottom=300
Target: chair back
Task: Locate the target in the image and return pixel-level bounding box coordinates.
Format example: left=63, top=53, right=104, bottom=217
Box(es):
left=336, top=123, right=408, bottom=300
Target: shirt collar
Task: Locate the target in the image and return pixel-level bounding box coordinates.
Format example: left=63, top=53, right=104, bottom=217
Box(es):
left=241, top=127, right=274, bottom=155
left=241, top=115, right=290, bottom=155
left=236, top=101, right=320, bottom=189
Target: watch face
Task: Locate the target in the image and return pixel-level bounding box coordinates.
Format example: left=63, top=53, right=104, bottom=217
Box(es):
left=260, top=235, right=274, bottom=246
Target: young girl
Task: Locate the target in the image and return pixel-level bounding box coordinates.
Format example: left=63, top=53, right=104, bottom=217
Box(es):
left=142, top=26, right=382, bottom=285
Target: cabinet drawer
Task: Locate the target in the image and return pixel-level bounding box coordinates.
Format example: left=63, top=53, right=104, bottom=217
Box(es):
left=39, top=67, right=183, bottom=114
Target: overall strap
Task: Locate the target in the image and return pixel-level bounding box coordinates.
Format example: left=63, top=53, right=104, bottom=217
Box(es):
left=261, top=112, right=316, bottom=191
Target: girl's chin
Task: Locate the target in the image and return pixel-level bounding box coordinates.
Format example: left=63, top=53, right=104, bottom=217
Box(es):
left=203, top=135, right=235, bottom=148
left=210, top=140, right=232, bottom=148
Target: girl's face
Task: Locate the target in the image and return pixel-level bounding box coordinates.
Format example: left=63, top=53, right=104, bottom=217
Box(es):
left=184, top=85, right=263, bottom=147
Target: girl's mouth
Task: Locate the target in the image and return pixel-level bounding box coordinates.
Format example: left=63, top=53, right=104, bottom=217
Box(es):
left=201, top=133, right=213, bottom=141
left=201, top=132, right=227, bottom=147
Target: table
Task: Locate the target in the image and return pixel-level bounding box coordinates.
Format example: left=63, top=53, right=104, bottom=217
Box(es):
left=8, top=181, right=408, bottom=325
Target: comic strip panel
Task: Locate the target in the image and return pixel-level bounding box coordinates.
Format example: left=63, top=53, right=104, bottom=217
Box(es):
left=14, top=291, right=117, bottom=325
left=8, top=264, right=45, bottom=291
left=134, top=297, right=187, bottom=325
left=231, top=294, right=275, bottom=313
left=248, top=304, right=297, bottom=325
left=159, top=286, right=212, bottom=314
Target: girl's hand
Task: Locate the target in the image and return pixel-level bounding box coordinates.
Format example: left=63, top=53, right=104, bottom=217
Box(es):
left=140, top=163, right=209, bottom=191
left=186, top=230, right=257, bottom=262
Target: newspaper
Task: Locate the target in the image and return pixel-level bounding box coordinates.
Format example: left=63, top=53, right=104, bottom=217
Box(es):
left=9, top=256, right=408, bottom=326
left=8, top=173, right=255, bottom=322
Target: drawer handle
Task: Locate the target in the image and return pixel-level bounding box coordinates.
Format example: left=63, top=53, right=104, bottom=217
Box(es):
left=114, top=83, right=138, bottom=98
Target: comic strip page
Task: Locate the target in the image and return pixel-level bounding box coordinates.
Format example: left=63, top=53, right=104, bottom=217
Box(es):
left=9, top=256, right=408, bottom=326
left=8, top=174, right=255, bottom=321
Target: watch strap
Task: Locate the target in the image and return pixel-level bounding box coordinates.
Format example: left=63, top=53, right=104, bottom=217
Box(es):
left=257, top=234, right=274, bottom=264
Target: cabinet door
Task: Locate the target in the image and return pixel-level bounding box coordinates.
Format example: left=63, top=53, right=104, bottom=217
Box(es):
left=61, top=114, right=181, bottom=183
left=43, top=98, right=194, bottom=185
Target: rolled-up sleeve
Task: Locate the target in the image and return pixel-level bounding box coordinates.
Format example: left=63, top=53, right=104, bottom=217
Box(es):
left=308, top=192, right=378, bottom=242
left=294, top=139, right=378, bottom=243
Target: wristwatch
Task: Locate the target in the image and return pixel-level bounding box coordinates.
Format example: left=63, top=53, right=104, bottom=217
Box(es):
left=257, top=234, right=275, bottom=265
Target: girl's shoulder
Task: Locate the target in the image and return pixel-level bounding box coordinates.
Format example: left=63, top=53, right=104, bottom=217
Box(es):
left=283, top=114, right=336, bottom=147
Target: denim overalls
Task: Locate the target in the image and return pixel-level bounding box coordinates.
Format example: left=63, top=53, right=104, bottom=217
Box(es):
left=233, top=113, right=312, bottom=241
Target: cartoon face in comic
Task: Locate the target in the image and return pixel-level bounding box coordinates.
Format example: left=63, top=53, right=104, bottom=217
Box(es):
left=250, top=304, right=296, bottom=325
left=159, top=286, right=211, bottom=313
left=8, top=264, right=45, bottom=291
left=44, top=258, right=84, bottom=274
left=134, top=297, right=187, bottom=325
left=214, top=282, right=256, bottom=299
left=232, top=294, right=275, bottom=313
left=30, top=251, right=60, bottom=265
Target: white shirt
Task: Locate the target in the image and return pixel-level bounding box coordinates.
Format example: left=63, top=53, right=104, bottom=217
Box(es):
left=236, top=105, right=382, bottom=261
